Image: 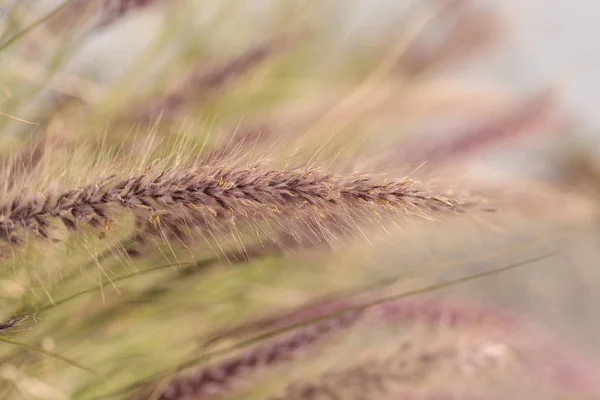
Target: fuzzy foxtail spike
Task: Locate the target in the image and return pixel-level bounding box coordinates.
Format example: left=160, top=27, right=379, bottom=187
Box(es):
left=0, top=163, right=469, bottom=246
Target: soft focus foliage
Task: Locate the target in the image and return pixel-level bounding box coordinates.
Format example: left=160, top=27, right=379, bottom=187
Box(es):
left=1, top=1, right=600, bottom=399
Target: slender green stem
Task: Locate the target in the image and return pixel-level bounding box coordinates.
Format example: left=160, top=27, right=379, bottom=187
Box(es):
left=0, top=0, right=76, bottom=52
left=0, top=335, right=102, bottom=377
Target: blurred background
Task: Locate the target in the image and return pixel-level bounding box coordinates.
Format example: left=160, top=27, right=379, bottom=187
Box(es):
left=16, top=0, right=600, bottom=174
left=1, top=1, right=600, bottom=398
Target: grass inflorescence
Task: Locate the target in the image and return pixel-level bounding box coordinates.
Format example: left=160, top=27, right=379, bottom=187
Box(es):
left=0, top=161, right=467, bottom=247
